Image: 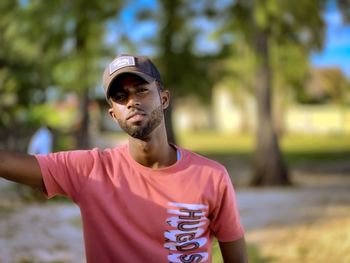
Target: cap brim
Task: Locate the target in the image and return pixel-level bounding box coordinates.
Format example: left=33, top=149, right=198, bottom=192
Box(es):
left=106, top=70, right=155, bottom=99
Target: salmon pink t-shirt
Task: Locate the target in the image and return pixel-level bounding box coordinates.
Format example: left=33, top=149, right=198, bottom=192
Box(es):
left=36, top=144, right=244, bottom=263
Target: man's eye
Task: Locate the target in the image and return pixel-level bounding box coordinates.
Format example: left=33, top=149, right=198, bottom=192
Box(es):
left=138, top=87, right=148, bottom=93
left=111, top=94, right=126, bottom=102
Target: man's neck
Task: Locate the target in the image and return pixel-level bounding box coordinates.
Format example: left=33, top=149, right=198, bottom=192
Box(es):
left=127, top=129, right=177, bottom=169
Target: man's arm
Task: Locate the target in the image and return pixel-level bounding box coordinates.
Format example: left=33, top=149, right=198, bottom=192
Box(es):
left=219, top=237, right=248, bottom=263
left=0, top=150, right=43, bottom=190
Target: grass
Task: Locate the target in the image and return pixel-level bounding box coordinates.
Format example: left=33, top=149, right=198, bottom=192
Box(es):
left=178, top=132, right=350, bottom=163
left=245, top=214, right=350, bottom=263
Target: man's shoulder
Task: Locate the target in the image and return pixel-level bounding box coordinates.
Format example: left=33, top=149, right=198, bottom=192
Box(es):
left=98, top=143, right=127, bottom=153
left=180, top=147, right=227, bottom=173
left=46, top=144, right=127, bottom=161
left=89, top=144, right=127, bottom=158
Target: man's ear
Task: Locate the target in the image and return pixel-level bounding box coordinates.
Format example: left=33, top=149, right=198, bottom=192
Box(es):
left=160, top=90, right=170, bottom=110
left=108, top=108, right=116, bottom=119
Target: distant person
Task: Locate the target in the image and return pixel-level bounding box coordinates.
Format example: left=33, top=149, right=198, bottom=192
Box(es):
left=27, top=126, right=53, bottom=154
left=0, top=55, right=247, bottom=262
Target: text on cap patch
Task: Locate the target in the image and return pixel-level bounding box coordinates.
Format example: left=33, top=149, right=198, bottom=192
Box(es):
left=109, top=56, right=135, bottom=75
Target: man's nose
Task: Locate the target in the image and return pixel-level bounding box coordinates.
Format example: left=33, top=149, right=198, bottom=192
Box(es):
left=126, top=93, right=141, bottom=109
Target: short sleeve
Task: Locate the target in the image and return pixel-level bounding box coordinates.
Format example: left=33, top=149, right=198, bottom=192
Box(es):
left=210, top=170, right=244, bottom=242
left=35, top=149, right=98, bottom=201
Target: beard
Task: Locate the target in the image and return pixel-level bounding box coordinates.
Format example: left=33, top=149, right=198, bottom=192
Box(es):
left=117, top=105, right=164, bottom=140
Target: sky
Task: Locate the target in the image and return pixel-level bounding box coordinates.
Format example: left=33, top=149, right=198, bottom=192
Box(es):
left=118, top=0, right=350, bottom=78
left=311, top=3, right=350, bottom=77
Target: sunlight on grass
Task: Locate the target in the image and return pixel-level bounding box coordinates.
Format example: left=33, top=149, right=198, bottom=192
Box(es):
left=212, top=209, right=350, bottom=263
left=178, top=132, right=350, bottom=161
left=247, top=213, right=350, bottom=263
left=178, top=132, right=254, bottom=154
left=212, top=240, right=223, bottom=263
left=281, top=133, right=350, bottom=153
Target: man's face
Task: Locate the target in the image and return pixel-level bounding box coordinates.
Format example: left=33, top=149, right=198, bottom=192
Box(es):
left=108, top=74, right=169, bottom=140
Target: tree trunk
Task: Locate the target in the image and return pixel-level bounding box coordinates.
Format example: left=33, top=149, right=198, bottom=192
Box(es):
left=159, top=0, right=179, bottom=145
left=164, top=99, right=176, bottom=144
left=74, top=3, right=90, bottom=149
left=250, top=30, right=290, bottom=186
left=75, top=89, right=90, bottom=149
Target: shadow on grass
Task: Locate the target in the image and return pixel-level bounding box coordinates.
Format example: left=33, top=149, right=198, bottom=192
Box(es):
left=201, top=150, right=350, bottom=174
left=200, top=150, right=350, bottom=187
left=202, top=150, right=350, bottom=164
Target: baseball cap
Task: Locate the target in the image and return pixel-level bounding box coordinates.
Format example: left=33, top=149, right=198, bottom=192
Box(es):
left=103, top=54, right=162, bottom=99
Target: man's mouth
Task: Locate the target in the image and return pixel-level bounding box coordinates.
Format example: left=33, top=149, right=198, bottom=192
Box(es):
left=126, top=111, right=146, bottom=122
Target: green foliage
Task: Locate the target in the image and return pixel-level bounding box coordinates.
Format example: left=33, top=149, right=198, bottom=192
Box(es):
left=214, top=38, right=256, bottom=97
left=136, top=0, right=219, bottom=102
left=0, top=1, right=59, bottom=128
left=212, top=0, right=328, bottom=93
left=0, top=0, right=123, bottom=149
left=271, top=43, right=310, bottom=103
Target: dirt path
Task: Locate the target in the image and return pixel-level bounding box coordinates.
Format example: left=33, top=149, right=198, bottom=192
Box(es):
left=240, top=172, right=350, bottom=231
left=0, top=172, right=349, bottom=263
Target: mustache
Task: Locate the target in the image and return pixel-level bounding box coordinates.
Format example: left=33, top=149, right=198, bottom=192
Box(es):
left=126, top=108, right=147, bottom=120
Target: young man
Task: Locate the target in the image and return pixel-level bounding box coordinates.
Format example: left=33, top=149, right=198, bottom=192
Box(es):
left=0, top=55, right=247, bottom=263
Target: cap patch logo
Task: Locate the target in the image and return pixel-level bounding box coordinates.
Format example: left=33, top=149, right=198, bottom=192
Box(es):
left=109, top=56, right=135, bottom=75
